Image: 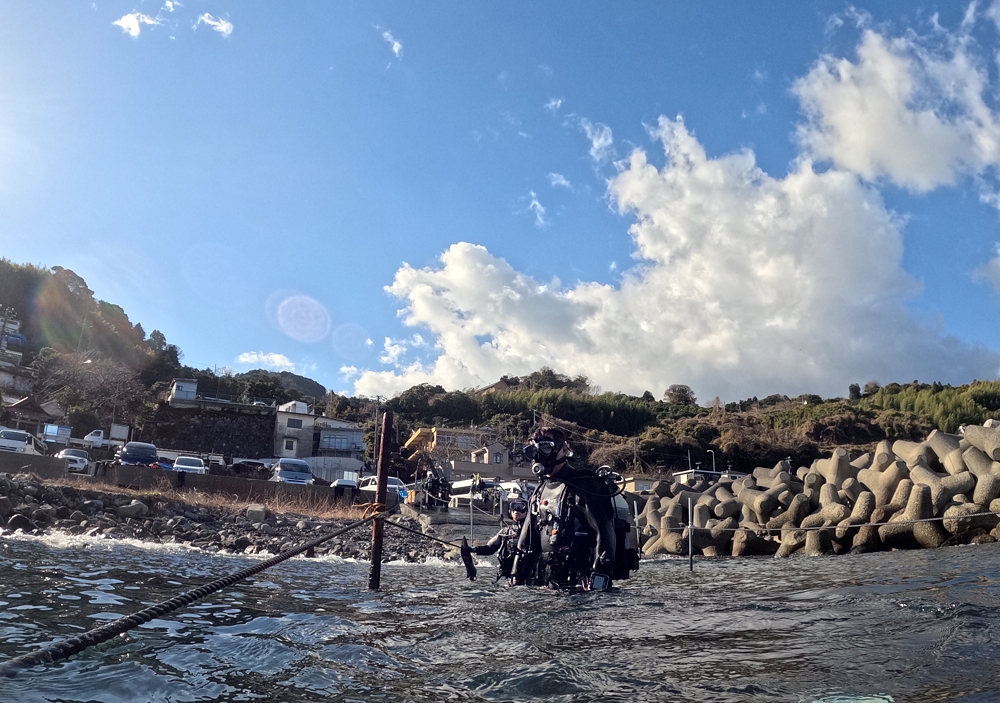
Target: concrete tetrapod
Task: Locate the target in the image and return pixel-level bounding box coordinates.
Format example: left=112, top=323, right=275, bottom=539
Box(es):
left=926, top=430, right=966, bottom=476
left=962, top=446, right=1000, bottom=506
left=776, top=525, right=807, bottom=558
left=814, top=448, right=857, bottom=489
left=836, top=491, right=876, bottom=542
left=878, top=483, right=943, bottom=550
left=732, top=527, right=780, bottom=557
left=804, top=527, right=836, bottom=556
left=851, top=479, right=913, bottom=553
left=857, top=460, right=909, bottom=507
left=765, top=492, right=811, bottom=535
left=907, top=461, right=975, bottom=514
left=963, top=425, right=1000, bottom=461
left=712, top=485, right=741, bottom=520
left=800, top=484, right=851, bottom=529
left=942, top=501, right=1000, bottom=535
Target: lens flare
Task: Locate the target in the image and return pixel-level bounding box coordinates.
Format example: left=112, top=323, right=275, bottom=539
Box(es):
left=275, top=295, right=331, bottom=343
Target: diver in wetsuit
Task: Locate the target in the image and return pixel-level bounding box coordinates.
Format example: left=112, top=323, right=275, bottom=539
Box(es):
left=512, top=427, right=630, bottom=591
left=469, top=498, right=528, bottom=583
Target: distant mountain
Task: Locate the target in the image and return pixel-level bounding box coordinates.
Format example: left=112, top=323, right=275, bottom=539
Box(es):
left=235, top=369, right=326, bottom=400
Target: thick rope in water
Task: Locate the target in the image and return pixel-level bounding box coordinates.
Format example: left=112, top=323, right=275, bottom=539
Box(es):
left=0, top=513, right=378, bottom=678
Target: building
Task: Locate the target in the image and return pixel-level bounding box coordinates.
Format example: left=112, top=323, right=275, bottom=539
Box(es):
left=404, top=426, right=492, bottom=458
left=308, top=417, right=367, bottom=483
left=275, top=400, right=315, bottom=458
left=167, top=378, right=198, bottom=403
left=3, top=395, right=53, bottom=437
left=404, top=426, right=535, bottom=480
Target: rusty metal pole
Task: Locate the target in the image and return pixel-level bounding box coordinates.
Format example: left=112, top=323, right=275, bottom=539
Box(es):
left=368, top=410, right=393, bottom=591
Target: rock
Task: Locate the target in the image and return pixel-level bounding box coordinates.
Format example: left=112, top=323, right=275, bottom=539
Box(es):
left=246, top=504, right=267, bottom=522
left=6, top=514, right=35, bottom=532
left=118, top=501, right=149, bottom=519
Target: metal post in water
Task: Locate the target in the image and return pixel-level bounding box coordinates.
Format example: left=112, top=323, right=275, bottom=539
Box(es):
left=470, top=480, right=474, bottom=538
left=368, top=411, right=393, bottom=591
left=688, top=496, right=694, bottom=572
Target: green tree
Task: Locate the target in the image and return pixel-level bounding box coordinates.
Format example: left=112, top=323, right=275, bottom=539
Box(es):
left=664, top=384, right=697, bottom=406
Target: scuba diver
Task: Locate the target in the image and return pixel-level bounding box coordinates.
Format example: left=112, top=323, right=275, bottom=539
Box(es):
left=467, top=497, right=528, bottom=583
left=511, top=427, right=638, bottom=591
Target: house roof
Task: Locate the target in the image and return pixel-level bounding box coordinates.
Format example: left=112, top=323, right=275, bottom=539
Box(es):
left=7, top=395, right=52, bottom=420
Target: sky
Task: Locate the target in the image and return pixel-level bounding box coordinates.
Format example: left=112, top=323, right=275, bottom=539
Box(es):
left=3, top=2, right=1000, bottom=405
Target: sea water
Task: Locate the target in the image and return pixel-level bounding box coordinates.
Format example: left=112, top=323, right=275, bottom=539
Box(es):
left=2, top=530, right=1000, bottom=702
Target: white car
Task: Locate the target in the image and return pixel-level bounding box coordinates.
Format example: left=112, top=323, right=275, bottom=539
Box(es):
left=269, top=458, right=314, bottom=485
left=358, top=475, right=408, bottom=499
left=56, top=447, right=91, bottom=474
left=172, top=455, right=208, bottom=475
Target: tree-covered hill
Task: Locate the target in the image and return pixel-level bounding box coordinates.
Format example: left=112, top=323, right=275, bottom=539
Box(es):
left=4, top=258, right=1000, bottom=473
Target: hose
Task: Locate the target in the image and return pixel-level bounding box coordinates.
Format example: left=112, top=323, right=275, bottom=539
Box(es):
left=0, top=514, right=378, bottom=678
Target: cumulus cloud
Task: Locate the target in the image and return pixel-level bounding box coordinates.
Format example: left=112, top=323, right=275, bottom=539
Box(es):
left=237, top=352, right=296, bottom=372
left=113, top=12, right=160, bottom=37
left=196, top=13, right=233, bottom=37
left=354, top=118, right=1000, bottom=400
left=794, top=24, right=1000, bottom=192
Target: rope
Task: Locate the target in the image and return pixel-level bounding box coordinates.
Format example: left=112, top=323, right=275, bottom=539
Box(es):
left=383, top=518, right=465, bottom=548
left=0, top=514, right=378, bottom=678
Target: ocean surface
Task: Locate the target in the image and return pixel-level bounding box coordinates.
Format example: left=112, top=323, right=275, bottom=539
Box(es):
left=2, top=529, right=1000, bottom=703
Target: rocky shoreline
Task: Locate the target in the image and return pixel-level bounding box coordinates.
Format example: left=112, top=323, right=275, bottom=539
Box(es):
left=0, top=473, right=448, bottom=563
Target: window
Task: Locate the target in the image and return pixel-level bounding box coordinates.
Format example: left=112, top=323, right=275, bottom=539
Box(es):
left=320, top=433, right=349, bottom=450
left=287, top=418, right=303, bottom=429
left=494, top=453, right=504, bottom=464
left=474, top=454, right=483, bottom=463
left=284, top=439, right=295, bottom=451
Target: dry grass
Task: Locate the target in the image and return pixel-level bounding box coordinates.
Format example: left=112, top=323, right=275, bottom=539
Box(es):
left=43, top=474, right=366, bottom=521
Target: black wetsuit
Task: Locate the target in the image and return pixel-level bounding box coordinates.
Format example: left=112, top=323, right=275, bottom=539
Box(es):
left=512, top=463, right=618, bottom=589
left=473, top=521, right=523, bottom=580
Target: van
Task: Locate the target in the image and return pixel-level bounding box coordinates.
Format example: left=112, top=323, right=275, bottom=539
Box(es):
left=0, top=429, right=47, bottom=455
left=269, top=458, right=314, bottom=485
left=449, top=477, right=498, bottom=498
left=116, top=442, right=159, bottom=467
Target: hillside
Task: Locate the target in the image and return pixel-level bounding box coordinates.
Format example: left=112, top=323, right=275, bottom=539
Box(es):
left=236, top=370, right=325, bottom=400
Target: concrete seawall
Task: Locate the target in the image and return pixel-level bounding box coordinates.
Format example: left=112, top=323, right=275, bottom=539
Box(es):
left=0, top=454, right=398, bottom=509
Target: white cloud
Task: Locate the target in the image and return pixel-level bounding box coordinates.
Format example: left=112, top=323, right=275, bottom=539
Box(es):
left=973, top=243, right=1000, bottom=296
left=196, top=13, right=233, bottom=37
left=579, top=118, right=614, bottom=163
left=381, top=29, right=402, bottom=59
left=236, top=352, right=296, bottom=372
left=794, top=24, right=1000, bottom=192
left=353, top=118, right=1000, bottom=400
left=548, top=172, right=572, bottom=189
left=544, top=98, right=563, bottom=113
left=113, top=12, right=160, bottom=38
left=527, top=190, right=548, bottom=227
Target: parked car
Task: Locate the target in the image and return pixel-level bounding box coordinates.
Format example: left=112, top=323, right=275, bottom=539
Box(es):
left=56, top=447, right=91, bottom=474
left=0, top=429, right=47, bottom=455
left=268, top=458, right=314, bottom=485
left=358, top=475, right=408, bottom=500
left=116, top=441, right=159, bottom=467
left=172, top=456, right=207, bottom=475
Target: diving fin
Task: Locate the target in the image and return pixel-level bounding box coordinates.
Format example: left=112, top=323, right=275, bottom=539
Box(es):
left=460, top=537, right=477, bottom=581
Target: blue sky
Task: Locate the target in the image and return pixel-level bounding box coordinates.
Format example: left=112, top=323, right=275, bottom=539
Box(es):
left=3, top=1, right=1000, bottom=403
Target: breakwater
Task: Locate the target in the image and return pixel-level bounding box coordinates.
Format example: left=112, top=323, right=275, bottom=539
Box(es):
left=634, top=421, right=1000, bottom=557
